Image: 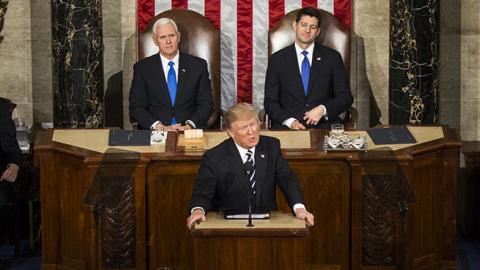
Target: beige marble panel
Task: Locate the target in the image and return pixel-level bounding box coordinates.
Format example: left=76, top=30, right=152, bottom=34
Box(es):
left=30, top=0, right=51, bottom=40
left=439, top=100, right=461, bottom=131
left=0, top=39, right=28, bottom=104
left=440, top=0, right=461, bottom=34
left=355, top=100, right=370, bottom=129
left=354, top=0, right=389, bottom=37
left=376, top=99, right=389, bottom=124
left=439, top=35, right=461, bottom=101
left=120, top=0, right=137, bottom=129
left=460, top=99, right=479, bottom=140
left=460, top=0, right=480, bottom=35
left=461, top=36, right=480, bottom=101
left=2, top=0, right=30, bottom=40
left=103, top=38, right=123, bottom=83
left=103, top=0, right=122, bottom=39
left=350, top=33, right=357, bottom=100
left=33, top=102, right=53, bottom=123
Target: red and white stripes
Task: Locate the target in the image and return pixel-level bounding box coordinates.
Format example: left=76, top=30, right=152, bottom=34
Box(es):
left=138, top=0, right=351, bottom=111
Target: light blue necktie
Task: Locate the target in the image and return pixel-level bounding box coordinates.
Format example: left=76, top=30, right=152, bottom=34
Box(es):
left=167, top=61, right=177, bottom=124
left=301, top=51, right=310, bottom=95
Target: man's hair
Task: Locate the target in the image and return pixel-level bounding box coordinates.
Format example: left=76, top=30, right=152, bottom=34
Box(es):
left=295, top=7, right=321, bottom=27
left=224, top=103, right=259, bottom=129
left=152, top=18, right=179, bottom=36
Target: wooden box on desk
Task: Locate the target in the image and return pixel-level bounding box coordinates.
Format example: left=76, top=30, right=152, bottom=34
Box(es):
left=191, top=212, right=309, bottom=270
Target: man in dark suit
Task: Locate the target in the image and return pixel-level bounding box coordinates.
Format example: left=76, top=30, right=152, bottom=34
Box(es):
left=0, top=97, right=22, bottom=212
left=186, top=103, right=314, bottom=228
left=129, top=18, right=213, bottom=131
left=264, top=7, right=353, bottom=129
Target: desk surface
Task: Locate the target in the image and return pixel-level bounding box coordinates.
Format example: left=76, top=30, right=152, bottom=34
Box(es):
left=42, top=126, right=449, bottom=156
left=192, top=212, right=308, bottom=237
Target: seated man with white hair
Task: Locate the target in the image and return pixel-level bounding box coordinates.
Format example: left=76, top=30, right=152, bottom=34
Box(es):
left=129, top=17, right=213, bottom=131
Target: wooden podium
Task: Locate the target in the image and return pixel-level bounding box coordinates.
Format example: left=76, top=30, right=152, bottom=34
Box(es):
left=34, top=127, right=460, bottom=270
left=191, top=212, right=308, bottom=270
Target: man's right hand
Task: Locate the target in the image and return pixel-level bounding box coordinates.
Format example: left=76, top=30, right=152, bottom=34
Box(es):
left=291, top=120, right=306, bottom=130
left=187, top=209, right=206, bottom=229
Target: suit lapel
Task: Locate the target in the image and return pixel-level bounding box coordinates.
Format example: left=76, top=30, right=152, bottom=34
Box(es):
left=152, top=55, right=173, bottom=109
left=287, top=45, right=305, bottom=98
left=307, top=44, right=323, bottom=98
left=253, top=138, right=267, bottom=207
left=226, top=139, right=250, bottom=196
left=175, top=53, right=187, bottom=107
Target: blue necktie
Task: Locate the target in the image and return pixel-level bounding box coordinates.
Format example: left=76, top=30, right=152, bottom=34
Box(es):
left=301, top=51, right=310, bottom=95
left=167, top=61, right=177, bottom=124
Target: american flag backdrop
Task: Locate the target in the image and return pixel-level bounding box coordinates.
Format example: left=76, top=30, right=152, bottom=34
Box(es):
left=138, top=0, right=352, bottom=111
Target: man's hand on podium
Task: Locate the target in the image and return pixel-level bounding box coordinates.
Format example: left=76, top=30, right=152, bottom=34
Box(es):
left=187, top=209, right=206, bottom=229
left=294, top=208, right=314, bottom=227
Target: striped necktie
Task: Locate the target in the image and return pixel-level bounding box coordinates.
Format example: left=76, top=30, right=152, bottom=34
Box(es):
left=245, top=150, right=256, bottom=195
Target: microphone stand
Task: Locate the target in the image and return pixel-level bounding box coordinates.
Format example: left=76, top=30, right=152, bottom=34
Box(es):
left=245, top=164, right=254, bottom=227
left=247, top=185, right=254, bottom=227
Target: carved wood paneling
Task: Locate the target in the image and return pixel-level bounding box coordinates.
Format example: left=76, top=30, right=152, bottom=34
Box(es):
left=362, top=170, right=416, bottom=266
left=100, top=176, right=136, bottom=268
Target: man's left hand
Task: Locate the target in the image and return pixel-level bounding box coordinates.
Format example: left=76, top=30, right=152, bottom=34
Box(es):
left=1, top=164, right=19, bottom=182
left=294, top=208, right=314, bottom=226
left=303, top=105, right=326, bottom=126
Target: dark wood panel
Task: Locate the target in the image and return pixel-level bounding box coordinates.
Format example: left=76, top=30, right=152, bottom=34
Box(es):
left=194, top=236, right=306, bottom=270
left=286, top=161, right=350, bottom=270
left=147, top=163, right=199, bottom=270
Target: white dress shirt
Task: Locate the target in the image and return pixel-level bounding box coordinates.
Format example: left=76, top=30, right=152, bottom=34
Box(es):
left=282, top=42, right=327, bottom=128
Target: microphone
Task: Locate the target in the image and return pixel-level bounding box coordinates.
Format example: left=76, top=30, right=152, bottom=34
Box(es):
left=243, top=160, right=254, bottom=227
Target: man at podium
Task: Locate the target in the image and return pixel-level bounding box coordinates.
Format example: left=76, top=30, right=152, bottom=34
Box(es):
left=187, top=103, right=314, bottom=228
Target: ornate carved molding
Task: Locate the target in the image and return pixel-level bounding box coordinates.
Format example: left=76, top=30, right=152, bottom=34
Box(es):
left=362, top=171, right=416, bottom=266
left=0, top=1, right=8, bottom=44
left=100, top=176, right=136, bottom=268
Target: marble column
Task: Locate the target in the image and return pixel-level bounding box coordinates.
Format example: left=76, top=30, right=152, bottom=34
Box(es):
left=389, top=0, right=439, bottom=124
left=52, top=0, right=104, bottom=128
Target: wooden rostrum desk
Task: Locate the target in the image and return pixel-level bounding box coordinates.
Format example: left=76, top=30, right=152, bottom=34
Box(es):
left=34, top=126, right=460, bottom=270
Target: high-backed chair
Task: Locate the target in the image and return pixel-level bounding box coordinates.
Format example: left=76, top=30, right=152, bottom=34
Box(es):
left=267, top=9, right=356, bottom=128
left=136, top=9, right=221, bottom=129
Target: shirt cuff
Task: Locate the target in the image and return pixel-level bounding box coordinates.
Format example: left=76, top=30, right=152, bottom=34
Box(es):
left=319, top=105, right=328, bottom=120
left=191, top=207, right=205, bottom=215
left=293, top=203, right=306, bottom=214
left=185, top=120, right=196, bottom=129
left=282, top=118, right=297, bottom=129
left=150, top=121, right=161, bottom=130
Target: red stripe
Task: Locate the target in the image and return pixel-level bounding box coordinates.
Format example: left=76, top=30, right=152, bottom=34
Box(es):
left=172, top=0, right=188, bottom=9
left=237, top=0, right=253, bottom=104
left=302, top=0, right=317, bottom=8
left=334, top=0, right=352, bottom=28
left=137, top=0, right=155, bottom=32
left=269, top=0, right=285, bottom=30
left=205, top=0, right=221, bottom=30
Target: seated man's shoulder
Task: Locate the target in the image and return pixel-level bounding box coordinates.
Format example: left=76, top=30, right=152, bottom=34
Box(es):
left=181, top=53, right=208, bottom=66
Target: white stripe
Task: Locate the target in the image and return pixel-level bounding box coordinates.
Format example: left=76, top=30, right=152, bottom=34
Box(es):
left=220, top=0, right=238, bottom=111
left=285, top=0, right=302, bottom=13
left=155, top=0, right=171, bottom=14
left=188, top=0, right=205, bottom=15
left=318, top=0, right=334, bottom=14
left=252, top=0, right=269, bottom=111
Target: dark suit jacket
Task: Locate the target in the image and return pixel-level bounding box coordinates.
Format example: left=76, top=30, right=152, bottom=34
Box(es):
left=264, top=43, right=353, bottom=129
left=0, top=98, right=22, bottom=205
left=0, top=98, right=22, bottom=173
left=188, top=136, right=305, bottom=214
left=129, top=53, right=213, bottom=129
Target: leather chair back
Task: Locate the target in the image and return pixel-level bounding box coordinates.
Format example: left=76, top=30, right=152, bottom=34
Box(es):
left=269, top=9, right=350, bottom=74
left=138, top=9, right=221, bottom=128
